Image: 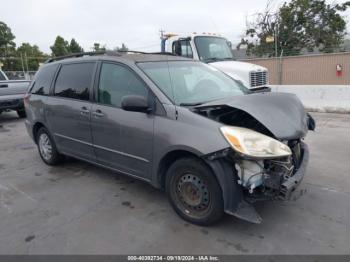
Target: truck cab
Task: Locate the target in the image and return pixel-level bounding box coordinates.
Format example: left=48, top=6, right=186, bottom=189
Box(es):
left=0, top=69, right=30, bottom=118
left=162, top=33, right=269, bottom=89
left=0, top=70, right=9, bottom=81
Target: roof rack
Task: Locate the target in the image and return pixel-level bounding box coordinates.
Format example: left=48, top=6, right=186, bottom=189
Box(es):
left=115, top=50, right=148, bottom=54
left=45, top=51, right=113, bottom=63
left=149, top=52, right=177, bottom=56
left=116, top=50, right=177, bottom=56
left=45, top=50, right=178, bottom=63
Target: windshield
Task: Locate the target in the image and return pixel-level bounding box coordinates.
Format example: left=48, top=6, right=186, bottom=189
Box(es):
left=194, top=36, right=233, bottom=62
left=138, top=61, right=248, bottom=106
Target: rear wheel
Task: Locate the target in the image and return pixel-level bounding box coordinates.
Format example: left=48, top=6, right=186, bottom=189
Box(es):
left=17, top=109, right=26, bottom=118
left=165, top=157, right=224, bottom=226
left=36, top=127, right=63, bottom=165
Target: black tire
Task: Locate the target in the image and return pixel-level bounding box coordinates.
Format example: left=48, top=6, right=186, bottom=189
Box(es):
left=17, top=109, right=26, bottom=118
left=165, top=157, right=224, bottom=226
left=36, top=127, right=64, bottom=165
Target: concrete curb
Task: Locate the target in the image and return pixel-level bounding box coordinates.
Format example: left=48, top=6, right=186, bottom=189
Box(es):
left=270, top=85, right=350, bottom=114
left=306, top=107, right=350, bottom=114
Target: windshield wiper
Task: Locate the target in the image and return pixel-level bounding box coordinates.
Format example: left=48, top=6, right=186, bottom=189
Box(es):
left=204, top=57, right=233, bottom=63
left=179, top=102, right=204, bottom=107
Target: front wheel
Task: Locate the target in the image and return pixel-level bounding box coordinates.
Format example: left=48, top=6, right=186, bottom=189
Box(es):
left=36, top=127, right=64, bottom=165
left=165, top=157, right=224, bottom=226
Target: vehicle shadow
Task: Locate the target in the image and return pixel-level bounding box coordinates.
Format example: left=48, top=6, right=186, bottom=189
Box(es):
left=49, top=156, right=164, bottom=199
left=48, top=156, right=274, bottom=231
left=0, top=111, right=21, bottom=125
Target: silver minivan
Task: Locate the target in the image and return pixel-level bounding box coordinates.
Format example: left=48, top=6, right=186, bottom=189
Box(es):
left=25, top=52, right=315, bottom=225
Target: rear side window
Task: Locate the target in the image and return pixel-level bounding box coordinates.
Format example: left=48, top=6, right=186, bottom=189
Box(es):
left=30, top=64, right=58, bottom=95
left=98, top=63, right=149, bottom=107
left=54, top=63, right=95, bottom=101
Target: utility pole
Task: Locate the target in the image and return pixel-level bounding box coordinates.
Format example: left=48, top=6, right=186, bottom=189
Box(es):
left=274, top=22, right=278, bottom=57
left=160, top=29, right=165, bottom=40
left=20, top=53, right=25, bottom=76
left=274, top=21, right=282, bottom=84
left=24, top=52, right=29, bottom=72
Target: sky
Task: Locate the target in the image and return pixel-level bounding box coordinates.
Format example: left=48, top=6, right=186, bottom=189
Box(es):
left=1, top=0, right=349, bottom=54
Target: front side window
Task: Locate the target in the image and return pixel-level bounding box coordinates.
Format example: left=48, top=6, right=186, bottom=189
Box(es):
left=30, top=64, right=58, bottom=95
left=172, top=40, right=193, bottom=58
left=98, top=63, right=149, bottom=107
left=138, top=61, right=248, bottom=105
left=194, top=36, right=233, bottom=62
left=54, top=63, right=95, bottom=101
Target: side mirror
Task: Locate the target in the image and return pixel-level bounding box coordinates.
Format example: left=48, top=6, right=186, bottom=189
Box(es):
left=121, top=95, right=151, bottom=113
left=227, top=41, right=232, bottom=48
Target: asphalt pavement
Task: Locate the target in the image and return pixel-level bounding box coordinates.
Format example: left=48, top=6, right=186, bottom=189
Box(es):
left=0, top=111, right=349, bottom=254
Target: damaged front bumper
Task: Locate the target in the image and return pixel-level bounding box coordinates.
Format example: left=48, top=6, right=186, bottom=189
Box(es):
left=205, top=141, right=309, bottom=224
left=279, top=142, right=309, bottom=200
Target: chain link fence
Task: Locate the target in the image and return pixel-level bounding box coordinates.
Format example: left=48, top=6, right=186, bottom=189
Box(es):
left=233, top=43, right=350, bottom=59
left=240, top=52, right=350, bottom=85
left=0, top=56, right=49, bottom=80
left=3, top=71, right=37, bottom=80
left=1, top=48, right=349, bottom=84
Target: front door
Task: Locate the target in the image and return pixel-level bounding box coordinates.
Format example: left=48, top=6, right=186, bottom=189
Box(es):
left=91, top=62, right=154, bottom=180
left=46, top=62, right=96, bottom=161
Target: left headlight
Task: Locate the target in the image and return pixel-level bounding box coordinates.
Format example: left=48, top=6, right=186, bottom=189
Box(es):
left=220, top=126, right=292, bottom=158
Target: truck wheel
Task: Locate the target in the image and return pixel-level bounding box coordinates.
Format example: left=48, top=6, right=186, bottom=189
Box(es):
left=17, top=109, right=26, bottom=118
left=165, top=157, right=224, bottom=226
left=36, top=127, right=63, bottom=165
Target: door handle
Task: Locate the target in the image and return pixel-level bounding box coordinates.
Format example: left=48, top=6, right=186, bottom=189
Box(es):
left=0, top=84, right=8, bottom=88
left=92, top=109, right=104, bottom=118
left=80, top=106, right=90, bottom=116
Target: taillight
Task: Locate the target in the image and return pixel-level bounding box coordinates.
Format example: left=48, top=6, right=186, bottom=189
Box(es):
left=24, top=93, right=31, bottom=106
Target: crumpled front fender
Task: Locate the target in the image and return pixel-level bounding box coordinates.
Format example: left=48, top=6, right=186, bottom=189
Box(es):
left=204, top=157, right=262, bottom=224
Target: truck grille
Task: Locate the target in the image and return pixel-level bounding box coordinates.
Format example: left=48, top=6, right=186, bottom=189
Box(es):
left=249, top=71, right=268, bottom=87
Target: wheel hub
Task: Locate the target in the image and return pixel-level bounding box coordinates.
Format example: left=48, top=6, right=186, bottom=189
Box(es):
left=177, top=174, right=210, bottom=211
left=39, top=133, right=52, bottom=161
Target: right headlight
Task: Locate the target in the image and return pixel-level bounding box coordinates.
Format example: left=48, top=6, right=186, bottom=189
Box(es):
left=220, top=126, right=292, bottom=159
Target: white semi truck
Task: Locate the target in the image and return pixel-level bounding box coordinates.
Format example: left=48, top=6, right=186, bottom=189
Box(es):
left=161, top=33, right=269, bottom=90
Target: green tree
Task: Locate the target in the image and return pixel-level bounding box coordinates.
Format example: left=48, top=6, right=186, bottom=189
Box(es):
left=0, top=21, right=16, bottom=56
left=50, top=36, right=69, bottom=57
left=0, top=21, right=17, bottom=71
left=16, top=43, right=47, bottom=71
left=92, top=43, right=106, bottom=52
left=69, top=38, right=83, bottom=53
left=115, top=43, right=129, bottom=52
left=240, top=0, right=350, bottom=57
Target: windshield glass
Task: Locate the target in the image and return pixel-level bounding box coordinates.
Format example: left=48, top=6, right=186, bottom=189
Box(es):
left=194, top=36, right=233, bottom=62
left=138, top=61, right=248, bottom=105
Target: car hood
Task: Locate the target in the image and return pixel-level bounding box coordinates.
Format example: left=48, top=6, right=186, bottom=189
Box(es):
left=194, top=92, right=310, bottom=140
